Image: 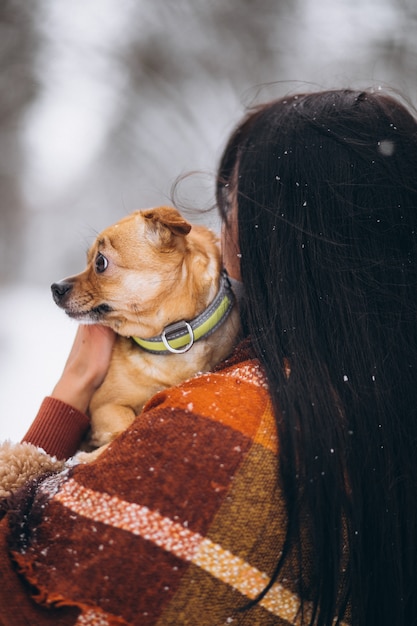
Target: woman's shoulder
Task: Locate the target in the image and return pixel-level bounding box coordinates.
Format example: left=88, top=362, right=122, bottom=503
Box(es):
left=142, top=337, right=275, bottom=450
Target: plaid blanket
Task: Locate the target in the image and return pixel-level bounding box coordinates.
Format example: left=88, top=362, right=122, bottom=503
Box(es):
left=3, top=341, right=320, bottom=625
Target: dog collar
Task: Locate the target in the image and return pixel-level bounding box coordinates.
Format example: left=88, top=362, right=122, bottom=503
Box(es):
left=132, top=271, right=235, bottom=355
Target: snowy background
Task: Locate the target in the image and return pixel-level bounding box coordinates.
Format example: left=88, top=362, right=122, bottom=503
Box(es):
left=1, top=0, right=416, bottom=441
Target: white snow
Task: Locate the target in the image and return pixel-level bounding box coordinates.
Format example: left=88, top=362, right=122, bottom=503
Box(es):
left=0, top=285, right=76, bottom=442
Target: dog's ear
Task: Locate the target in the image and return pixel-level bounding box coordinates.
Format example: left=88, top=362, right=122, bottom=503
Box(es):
left=142, top=206, right=192, bottom=242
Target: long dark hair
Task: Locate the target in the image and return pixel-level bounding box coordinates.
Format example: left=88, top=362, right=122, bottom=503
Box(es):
left=216, top=89, right=417, bottom=625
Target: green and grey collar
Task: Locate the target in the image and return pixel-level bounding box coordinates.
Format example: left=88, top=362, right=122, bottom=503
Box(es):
left=132, top=271, right=235, bottom=355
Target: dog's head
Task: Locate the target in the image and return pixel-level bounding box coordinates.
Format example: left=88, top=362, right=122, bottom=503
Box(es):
left=51, top=206, right=221, bottom=338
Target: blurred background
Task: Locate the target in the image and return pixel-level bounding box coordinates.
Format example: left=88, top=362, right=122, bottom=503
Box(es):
left=1, top=0, right=416, bottom=441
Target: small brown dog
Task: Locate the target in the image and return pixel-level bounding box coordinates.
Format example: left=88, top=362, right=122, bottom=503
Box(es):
left=51, top=206, right=240, bottom=457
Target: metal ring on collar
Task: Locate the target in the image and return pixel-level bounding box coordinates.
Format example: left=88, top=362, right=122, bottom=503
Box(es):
left=161, top=321, right=194, bottom=354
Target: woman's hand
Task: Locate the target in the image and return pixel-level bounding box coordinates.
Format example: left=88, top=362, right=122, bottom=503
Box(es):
left=51, top=324, right=116, bottom=414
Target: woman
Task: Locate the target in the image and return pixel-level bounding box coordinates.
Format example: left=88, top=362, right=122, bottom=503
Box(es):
left=1, top=88, right=417, bottom=625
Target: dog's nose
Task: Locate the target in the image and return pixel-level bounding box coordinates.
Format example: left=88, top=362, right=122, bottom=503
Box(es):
left=51, top=281, right=72, bottom=304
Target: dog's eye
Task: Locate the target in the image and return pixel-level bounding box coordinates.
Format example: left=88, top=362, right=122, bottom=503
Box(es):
left=95, top=253, right=108, bottom=273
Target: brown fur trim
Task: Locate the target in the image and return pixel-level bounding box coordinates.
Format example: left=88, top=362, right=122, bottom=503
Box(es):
left=0, top=441, right=64, bottom=501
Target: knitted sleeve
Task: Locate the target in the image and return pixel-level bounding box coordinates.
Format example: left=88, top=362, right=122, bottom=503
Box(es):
left=21, top=397, right=90, bottom=460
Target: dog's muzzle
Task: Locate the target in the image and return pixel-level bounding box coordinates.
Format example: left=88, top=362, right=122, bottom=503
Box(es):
left=51, top=280, right=113, bottom=320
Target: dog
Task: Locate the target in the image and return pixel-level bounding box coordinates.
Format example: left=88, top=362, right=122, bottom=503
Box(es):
left=51, top=206, right=241, bottom=458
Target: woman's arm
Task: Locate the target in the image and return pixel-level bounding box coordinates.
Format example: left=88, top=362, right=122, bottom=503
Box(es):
left=22, top=325, right=116, bottom=459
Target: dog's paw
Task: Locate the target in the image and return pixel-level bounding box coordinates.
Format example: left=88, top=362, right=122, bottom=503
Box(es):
left=73, top=443, right=110, bottom=464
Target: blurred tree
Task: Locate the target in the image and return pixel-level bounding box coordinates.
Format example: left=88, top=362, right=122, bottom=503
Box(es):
left=373, top=0, right=417, bottom=99
left=0, top=0, right=39, bottom=283
left=82, top=0, right=297, bottom=222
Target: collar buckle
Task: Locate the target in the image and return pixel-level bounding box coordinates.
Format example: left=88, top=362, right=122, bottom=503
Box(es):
left=161, top=321, right=194, bottom=354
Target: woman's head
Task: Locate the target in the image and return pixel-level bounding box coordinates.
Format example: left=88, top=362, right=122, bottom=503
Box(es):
left=216, top=89, right=417, bottom=623
left=217, top=89, right=417, bottom=360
